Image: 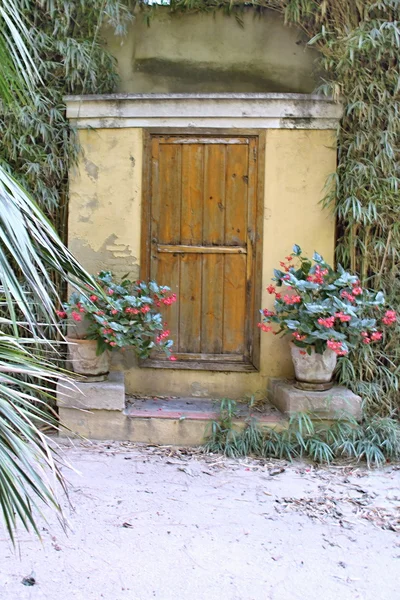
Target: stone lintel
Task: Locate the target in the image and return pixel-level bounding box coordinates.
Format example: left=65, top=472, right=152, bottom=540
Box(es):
left=268, top=378, right=362, bottom=420
left=56, top=371, right=125, bottom=412
left=64, top=93, right=343, bottom=130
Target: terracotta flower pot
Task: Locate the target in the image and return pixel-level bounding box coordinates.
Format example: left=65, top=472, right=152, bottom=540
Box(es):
left=290, top=342, right=337, bottom=391
left=67, top=337, right=111, bottom=380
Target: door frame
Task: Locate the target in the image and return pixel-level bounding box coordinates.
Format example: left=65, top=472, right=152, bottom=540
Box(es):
left=140, top=128, right=265, bottom=371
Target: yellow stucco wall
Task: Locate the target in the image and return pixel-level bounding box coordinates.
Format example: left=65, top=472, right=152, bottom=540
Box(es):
left=69, top=128, right=336, bottom=399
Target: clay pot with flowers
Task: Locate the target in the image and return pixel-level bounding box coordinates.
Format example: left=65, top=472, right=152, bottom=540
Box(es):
left=259, top=245, right=397, bottom=391
left=57, top=271, right=177, bottom=380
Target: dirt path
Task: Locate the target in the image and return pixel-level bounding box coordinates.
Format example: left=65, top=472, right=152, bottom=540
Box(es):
left=1, top=441, right=400, bottom=600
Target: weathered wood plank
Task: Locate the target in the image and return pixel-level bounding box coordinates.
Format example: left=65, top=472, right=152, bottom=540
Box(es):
left=150, top=352, right=243, bottom=362
left=224, top=144, right=248, bottom=246
left=157, top=244, right=246, bottom=254
left=179, top=254, right=202, bottom=353
left=157, top=143, right=182, bottom=244
left=245, top=137, right=258, bottom=361
left=223, top=253, right=247, bottom=354
left=181, top=144, right=203, bottom=245
left=203, top=144, right=226, bottom=246
left=201, top=254, right=224, bottom=354
left=159, top=137, right=250, bottom=145
left=140, top=359, right=257, bottom=372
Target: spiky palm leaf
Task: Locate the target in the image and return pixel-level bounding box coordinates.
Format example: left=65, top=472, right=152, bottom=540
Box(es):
left=0, top=1, right=94, bottom=542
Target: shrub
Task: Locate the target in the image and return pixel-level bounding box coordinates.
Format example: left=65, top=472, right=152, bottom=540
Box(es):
left=58, top=271, right=177, bottom=359
left=259, top=245, right=396, bottom=357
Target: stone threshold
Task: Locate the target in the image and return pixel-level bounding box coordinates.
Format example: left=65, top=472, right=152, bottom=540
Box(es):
left=125, top=396, right=282, bottom=423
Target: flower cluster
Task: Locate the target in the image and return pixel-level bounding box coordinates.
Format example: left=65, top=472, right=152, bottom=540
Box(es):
left=58, top=271, right=177, bottom=359
left=382, top=310, right=397, bottom=326
left=361, top=331, right=383, bottom=344
left=259, top=244, right=396, bottom=357
left=327, top=340, right=347, bottom=356
left=307, top=264, right=328, bottom=285
left=317, top=316, right=335, bottom=328
left=283, top=294, right=301, bottom=305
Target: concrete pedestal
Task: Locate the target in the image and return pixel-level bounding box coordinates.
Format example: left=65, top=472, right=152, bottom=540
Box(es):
left=268, top=378, right=362, bottom=420
left=57, top=371, right=125, bottom=412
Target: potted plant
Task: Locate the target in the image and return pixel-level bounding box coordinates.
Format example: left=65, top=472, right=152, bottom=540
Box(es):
left=57, top=271, right=177, bottom=380
left=259, top=245, right=397, bottom=390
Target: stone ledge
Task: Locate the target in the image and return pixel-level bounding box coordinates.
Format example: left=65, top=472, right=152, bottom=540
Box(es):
left=268, top=378, right=362, bottom=420
left=64, top=93, right=342, bottom=130
left=56, top=371, right=125, bottom=411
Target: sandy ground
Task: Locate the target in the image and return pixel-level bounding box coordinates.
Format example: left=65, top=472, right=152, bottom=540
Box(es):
left=1, top=441, right=400, bottom=600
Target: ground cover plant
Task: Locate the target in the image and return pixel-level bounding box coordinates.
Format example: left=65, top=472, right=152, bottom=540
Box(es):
left=205, top=398, right=400, bottom=468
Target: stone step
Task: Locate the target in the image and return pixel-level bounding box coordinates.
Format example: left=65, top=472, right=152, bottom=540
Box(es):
left=123, top=396, right=284, bottom=445
left=56, top=373, right=285, bottom=446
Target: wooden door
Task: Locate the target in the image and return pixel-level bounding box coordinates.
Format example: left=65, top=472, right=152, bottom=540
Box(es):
left=141, top=134, right=262, bottom=371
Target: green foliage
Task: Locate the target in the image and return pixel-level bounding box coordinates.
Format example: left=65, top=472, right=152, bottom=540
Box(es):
left=2, top=0, right=399, bottom=415
left=205, top=402, right=400, bottom=468
left=0, top=1, right=99, bottom=543
left=260, top=244, right=394, bottom=356
left=0, top=0, right=131, bottom=216
left=62, top=271, right=176, bottom=358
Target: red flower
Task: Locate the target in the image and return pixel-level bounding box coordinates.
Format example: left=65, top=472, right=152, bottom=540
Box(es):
left=318, top=316, right=335, bottom=328
left=307, top=265, right=329, bottom=285
left=285, top=256, right=293, bottom=262
left=107, top=288, right=114, bottom=295
left=299, top=350, right=306, bottom=355
left=371, top=331, right=383, bottom=341
left=341, top=290, right=355, bottom=303
left=335, top=312, right=351, bottom=323
left=109, top=341, right=117, bottom=347
left=162, top=293, right=177, bottom=306
left=71, top=311, right=82, bottom=322
left=382, top=310, right=397, bottom=326
left=169, top=356, right=177, bottom=361
left=275, top=293, right=282, bottom=300
left=283, top=295, right=301, bottom=305
left=263, top=309, right=275, bottom=317
left=141, top=305, right=150, bottom=314
left=362, top=337, right=371, bottom=344
left=327, top=339, right=348, bottom=356
left=352, top=286, right=363, bottom=296
left=111, top=309, right=118, bottom=315
left=266, top=285, right=276, bottom=294
left=56, top=310, right=67, bottom=319
left=292, top=331, right=306, bottom=341
left=90, top=295, right=98, bottom=302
